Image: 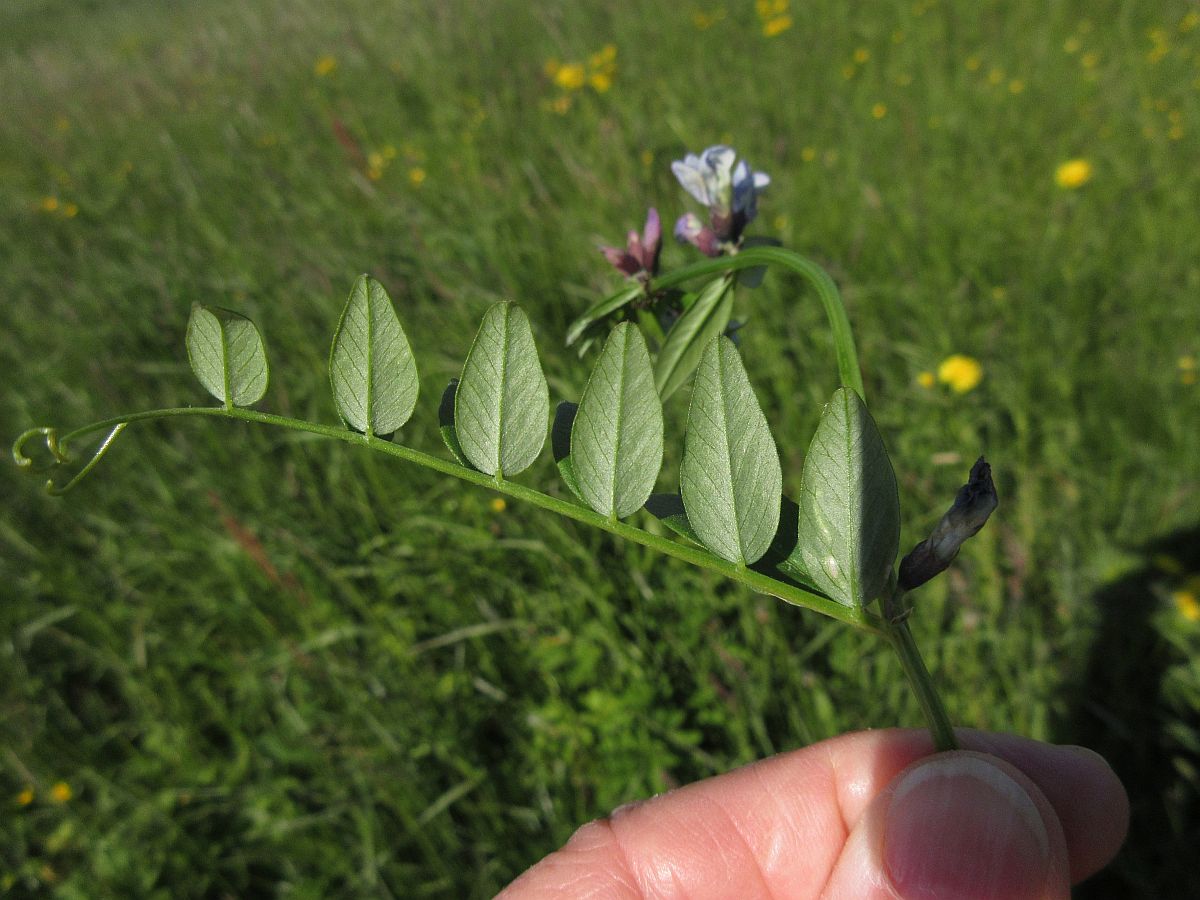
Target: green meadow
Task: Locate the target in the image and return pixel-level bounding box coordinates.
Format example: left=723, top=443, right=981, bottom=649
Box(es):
left=3, top=0, right=1198, bottom=895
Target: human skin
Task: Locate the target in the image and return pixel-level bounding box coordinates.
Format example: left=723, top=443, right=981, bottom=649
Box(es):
left=498, top=728, right=1128, bottom=899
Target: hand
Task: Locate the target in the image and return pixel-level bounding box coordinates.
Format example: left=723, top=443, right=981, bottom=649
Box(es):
left=499, top=728, right=1127, bottom=899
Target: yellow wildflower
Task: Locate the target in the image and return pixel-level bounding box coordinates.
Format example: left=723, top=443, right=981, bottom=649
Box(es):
left=763, top=15, right=793, bottom=37
left=987, top=67, right=1004, bottom=85
left=1181, top=355, right=1197, bottom=385
left=589, top=71, right=612, bottom=93
left=1063, top=36, right=1081, bottom=54
left=589, top=44, right=617, bottom=68
left=313, top=56, right=337, bottom=77
left=1081, top=51, right=1100, bottom=69
left=853, top=47, right=870, bottom=64
left=49, top=782, right=72, bottom=803
left=64, top=202, right=78, bottom=218
left=965, top=55, right=981, bottom=72
left=407, top=167, right=426, bottom=188
left=800, top=146, right=817, bottom=162
left=554, top=63, right=585, bottom=91
left=937, top=355, right=984, bottom=394
left=490, top=497, right=507, bottom=513
left=1055, top=159, right=1093, bottom=189
left=1008, top=79, right=1026, bottom=94
left=640, top=148, right=654, bottom=168
left=916, top=371, right=936, bottom=389
left=54, top=116, right=71, bottom=133
left=1175, top=588, right=1200, bottom=622
left=871, top=103, right=887, bottom=119
left=1182, top=12, right=1200, bottom=33
left=39, top=196, right=59, bottom=212
left=17, top=788, right=34, bottom=806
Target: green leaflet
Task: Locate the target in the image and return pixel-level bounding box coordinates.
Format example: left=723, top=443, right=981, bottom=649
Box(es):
left=437, top=379, right=470, bottom=467
left=679, top=337, right=782, bottom=565
left=455, top=302, right=549, bottom=477
left=793, top=387, right=900, bottom=608
left=329, top=275, right=419, bottom=436
left=643, top=494, right=702, bottom=546
left=185, top=304, right=269, bottom=408
left=654, top=275, right=735, bottom=401
left=571, top=323, right=663, bottom=518
left=551, top=402, right=584, bottom=501
left=565, top=282, right=643, bottom=349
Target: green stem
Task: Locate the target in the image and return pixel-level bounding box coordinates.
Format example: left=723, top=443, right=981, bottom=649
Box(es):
left=37, top=405, right=882, bottom=633
left=649, top=246, right=865, bottom=400
left=883, top=615, right=959, bottom=751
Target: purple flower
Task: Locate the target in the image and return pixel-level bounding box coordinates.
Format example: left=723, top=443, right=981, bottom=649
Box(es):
left=600, top=207, right=662, bottom=277
left=671, top=145, right=770, bottom=244
left=673, top=212, right=720, bottom=257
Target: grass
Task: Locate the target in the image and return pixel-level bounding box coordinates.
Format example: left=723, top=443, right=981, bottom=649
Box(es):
left=3, top=0, right=1198, bottom=895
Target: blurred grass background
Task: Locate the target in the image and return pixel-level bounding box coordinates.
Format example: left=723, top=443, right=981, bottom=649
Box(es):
left=3, top=0, right=1198, bottom=895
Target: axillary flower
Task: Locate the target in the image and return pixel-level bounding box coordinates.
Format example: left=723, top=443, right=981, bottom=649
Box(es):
left=600, top=207, right=662, bottom=278
left=671, top=145, right=770, bottom=255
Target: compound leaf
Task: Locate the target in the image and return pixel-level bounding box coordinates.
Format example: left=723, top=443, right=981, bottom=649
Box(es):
left=186, top=304, right=269, bottom=407
left=680, top=337, right=782, bottom=565
left=329, top=275, right=418, bottom=436
left=793, top=387, right=900, bottom=608
left=455, top=302, right=548, bottom=477
left=572, top=323, right=663, bottom=518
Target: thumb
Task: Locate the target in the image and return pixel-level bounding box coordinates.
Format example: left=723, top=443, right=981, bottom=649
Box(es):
left=824, top=751, right=1072, bottom=899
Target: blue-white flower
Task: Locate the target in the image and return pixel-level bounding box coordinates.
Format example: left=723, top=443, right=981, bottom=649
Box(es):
left=671, top=145, right=770, bottom=244
left=671, top=146, right=738, bottom=217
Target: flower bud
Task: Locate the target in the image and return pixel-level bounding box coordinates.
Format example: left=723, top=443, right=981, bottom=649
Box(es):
left=673, top=212, right=720, bottom=257
left=898, top=457, right=998, bottom=591
left=599, top=207, right=663, bottom=277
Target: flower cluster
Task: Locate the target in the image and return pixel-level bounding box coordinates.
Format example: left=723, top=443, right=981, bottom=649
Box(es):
left=671, top=145, right=770, bottom=256
left=599, top=145, right=770, bottom=277
left=755, top=0, right=793, bottom=37
left=544, top=44, right=617, bottom=114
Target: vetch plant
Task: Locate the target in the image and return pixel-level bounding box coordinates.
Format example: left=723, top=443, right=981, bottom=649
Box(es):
left=14, top=145, right=995, bottom=753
